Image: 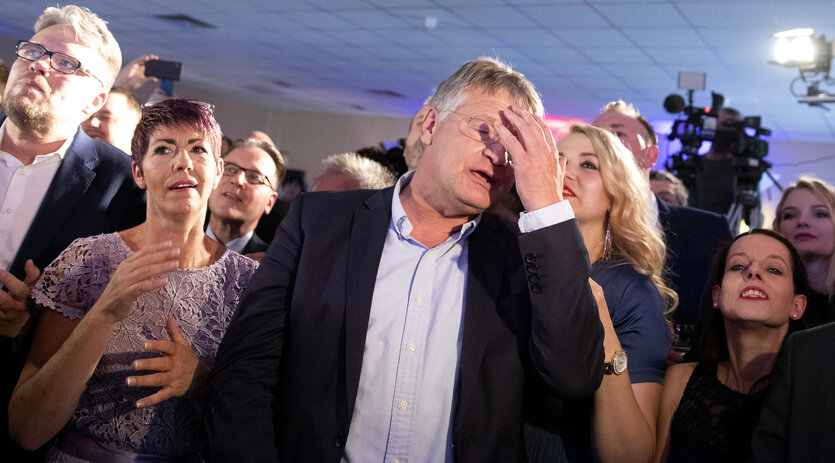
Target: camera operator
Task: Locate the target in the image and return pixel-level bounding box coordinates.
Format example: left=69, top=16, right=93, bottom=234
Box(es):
left=693, top=107, right=742, bottom=214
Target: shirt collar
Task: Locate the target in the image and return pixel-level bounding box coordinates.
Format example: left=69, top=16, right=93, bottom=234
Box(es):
left=390, top=171, right=481, bottom=247
left=205, top=223, right=254, bottom=254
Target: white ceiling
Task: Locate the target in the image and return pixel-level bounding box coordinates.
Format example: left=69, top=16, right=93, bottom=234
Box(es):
left=2, top=0, right=835, bottom=144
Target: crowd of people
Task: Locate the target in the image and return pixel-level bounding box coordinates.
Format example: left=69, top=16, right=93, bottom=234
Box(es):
left=0, top=4, right=833, bottom=463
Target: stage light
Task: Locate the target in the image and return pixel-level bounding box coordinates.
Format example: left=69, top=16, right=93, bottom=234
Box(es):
left=770, top=29, right=835, bottom=107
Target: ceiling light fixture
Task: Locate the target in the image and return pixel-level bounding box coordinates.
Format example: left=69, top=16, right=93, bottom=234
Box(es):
left=771, top=29, right=835, bottom=107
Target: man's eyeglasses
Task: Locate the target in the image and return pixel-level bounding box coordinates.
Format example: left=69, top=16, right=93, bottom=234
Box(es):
left=451, top=111, right=501, bottom=145
left=450, top=111, right=511, bottom=165
left=15, top=41, right=103, bottom=87
left=223, top=161, right=272, bottom=188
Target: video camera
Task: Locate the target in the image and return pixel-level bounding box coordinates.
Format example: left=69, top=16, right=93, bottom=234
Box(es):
left=663, top=72, right=773, bottom=228
left=663, top=72, right=772, bottom=195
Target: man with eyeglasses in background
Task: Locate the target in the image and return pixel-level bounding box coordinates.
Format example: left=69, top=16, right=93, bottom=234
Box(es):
left=0, top=6, right=144, bottom=460
left=207, top=139, right=285, bottom=260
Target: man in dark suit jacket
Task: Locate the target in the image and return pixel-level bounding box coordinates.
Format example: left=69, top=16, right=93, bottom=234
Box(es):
left=593, top=101, right=732, bottom=325
left=751, top=323, right=835, bottom=462
left=207, top=139, right=285, bottom=256
left=0, top=6, right=145, bottom=459
left=208, top=58, right=605, bottom=462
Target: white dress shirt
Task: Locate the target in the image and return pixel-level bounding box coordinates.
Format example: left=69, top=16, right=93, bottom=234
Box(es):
left=343, top=172, right=574, bottom=462
left=0, top=120, right=72, bottom=270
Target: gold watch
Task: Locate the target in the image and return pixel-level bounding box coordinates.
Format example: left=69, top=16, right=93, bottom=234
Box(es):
left=604, top=350, right=628, bottom=375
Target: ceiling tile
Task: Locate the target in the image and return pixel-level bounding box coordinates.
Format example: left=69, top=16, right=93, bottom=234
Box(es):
left=676, top=2, right=777, bottom=27
left=517, top=4, right=610, bottom=27
left=620, top=27, right=706, bottom=47
left=445, top=6, right=539, bottom=27
left=552, top=27, right=633, bottom=48
left=595, top=3, right=689, bottom=27
left=582, top=47, right=654, bottom=64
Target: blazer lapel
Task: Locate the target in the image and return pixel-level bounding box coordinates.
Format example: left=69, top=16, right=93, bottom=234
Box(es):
left=343, top=187, right=393, bottom=418
left=10, top=128, right=98, bottom=277
left=457, top=216, right=506, bottom=426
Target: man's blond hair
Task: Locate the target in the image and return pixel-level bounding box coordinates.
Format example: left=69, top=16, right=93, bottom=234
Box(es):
left=602, top=100, right=658, bottom=147
left=35, top=5, right=121, bottom=87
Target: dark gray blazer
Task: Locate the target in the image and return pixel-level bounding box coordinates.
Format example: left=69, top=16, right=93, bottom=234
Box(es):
left=752, top=323, right=835, bottom=463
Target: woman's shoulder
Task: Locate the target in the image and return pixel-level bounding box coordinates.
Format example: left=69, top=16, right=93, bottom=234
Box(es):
left=31, top=233, right=126, bottom=319
left=661, top=362, right=699, bottom=407
left=593, top=257, right=650, bottom=282
left=666, top=362, right=698, bottom=386
left=593, top=258, right=659, bottom=302
left=213, top=248, right=259, bottom=284
left=43, top=232, right=126, bottom=273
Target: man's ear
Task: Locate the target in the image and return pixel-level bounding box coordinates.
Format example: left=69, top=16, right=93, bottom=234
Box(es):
left=420, top=107, right=438, bottom=146
left=263, top=191, right=278, bottom=215
left=213, top=158, right=223, bottom=189
left=641, top=145, right=659, bottom=169
left=131, top=160, right=146, bottom=189
left=82, top=88, right=108, bottom=117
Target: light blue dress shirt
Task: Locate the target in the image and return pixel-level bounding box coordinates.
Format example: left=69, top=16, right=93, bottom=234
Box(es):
left=205, top=224, right=253, bottom=254
left=344, top=173, right=573, bottom=463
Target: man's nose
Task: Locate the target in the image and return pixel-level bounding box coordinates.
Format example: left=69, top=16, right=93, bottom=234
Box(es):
left=28, top=55, right=51, bottom=74
left=484, top=143, right=508, bottom=166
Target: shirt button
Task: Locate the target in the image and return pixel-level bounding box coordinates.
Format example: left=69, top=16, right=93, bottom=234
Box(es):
left=394, top=460, right=401, bottom=463
left=416, top=296, right=423, bottom=305
left=399, top=400, right=408, bottom=410
left=408, top=343, right=416, bottom=352
left=4, top=208, right=11, bottom=215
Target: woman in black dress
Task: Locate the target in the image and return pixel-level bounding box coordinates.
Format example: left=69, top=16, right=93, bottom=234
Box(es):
left=655, top=229, right=808, bottom=462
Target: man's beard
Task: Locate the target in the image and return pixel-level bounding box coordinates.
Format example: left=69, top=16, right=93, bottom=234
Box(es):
left=2, top=83, right=55, bottom=135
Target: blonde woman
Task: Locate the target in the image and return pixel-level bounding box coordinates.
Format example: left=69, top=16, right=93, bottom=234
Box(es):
left=773, top=175, right=835, bottom=326
left=526, top=124, right=675, bottom=462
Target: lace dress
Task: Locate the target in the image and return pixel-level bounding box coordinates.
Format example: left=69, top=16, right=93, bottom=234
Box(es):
left=668, top=361, right=764, bottom=463
left=29, top=233, right=258, bottom=462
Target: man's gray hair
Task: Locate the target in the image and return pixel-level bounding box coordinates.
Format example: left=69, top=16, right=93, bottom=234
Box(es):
left=35, top=5, right=122, bottom=87
left=313, top=153, right=396, bottom=190
left=427, top=57, right=544, bottom=121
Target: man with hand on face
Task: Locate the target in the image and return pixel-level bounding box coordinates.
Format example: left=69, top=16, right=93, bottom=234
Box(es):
left=207, top=139, right=285, bottom=259
left=0, top=5, right=145, bottom=460
left=208, top=57, right=605, bottom=462
left=81, top=85, right=142, bottom=155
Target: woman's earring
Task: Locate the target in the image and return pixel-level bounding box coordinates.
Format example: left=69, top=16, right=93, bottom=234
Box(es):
left=602, top=211, right=612, bottom=262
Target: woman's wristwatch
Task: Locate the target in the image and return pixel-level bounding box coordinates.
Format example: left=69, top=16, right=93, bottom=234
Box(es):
left=604, top=350, right=628, bottom=375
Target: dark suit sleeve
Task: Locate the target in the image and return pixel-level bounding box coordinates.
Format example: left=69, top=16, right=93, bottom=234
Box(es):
left=207, top=197, right=303, bottom=463
left=519, top=219, right=604, bottom=398
left=750, top=332, right=796, bottom=463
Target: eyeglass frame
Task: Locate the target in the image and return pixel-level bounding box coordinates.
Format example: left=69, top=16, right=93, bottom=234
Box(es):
left=141, top=100, right=215, bottom=114
left=222, top=161, right=273, bottom=188
left=15, top=40, right=104, bottom=87
left=447, top=110, right=512, bottom=166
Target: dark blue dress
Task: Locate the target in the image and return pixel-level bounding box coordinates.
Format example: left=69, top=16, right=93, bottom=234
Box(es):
left=525, top=258, right=671, bottom=462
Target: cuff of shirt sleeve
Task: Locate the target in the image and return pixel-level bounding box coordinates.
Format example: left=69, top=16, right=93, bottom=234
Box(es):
left=517, top=200, right=575, bottom=233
